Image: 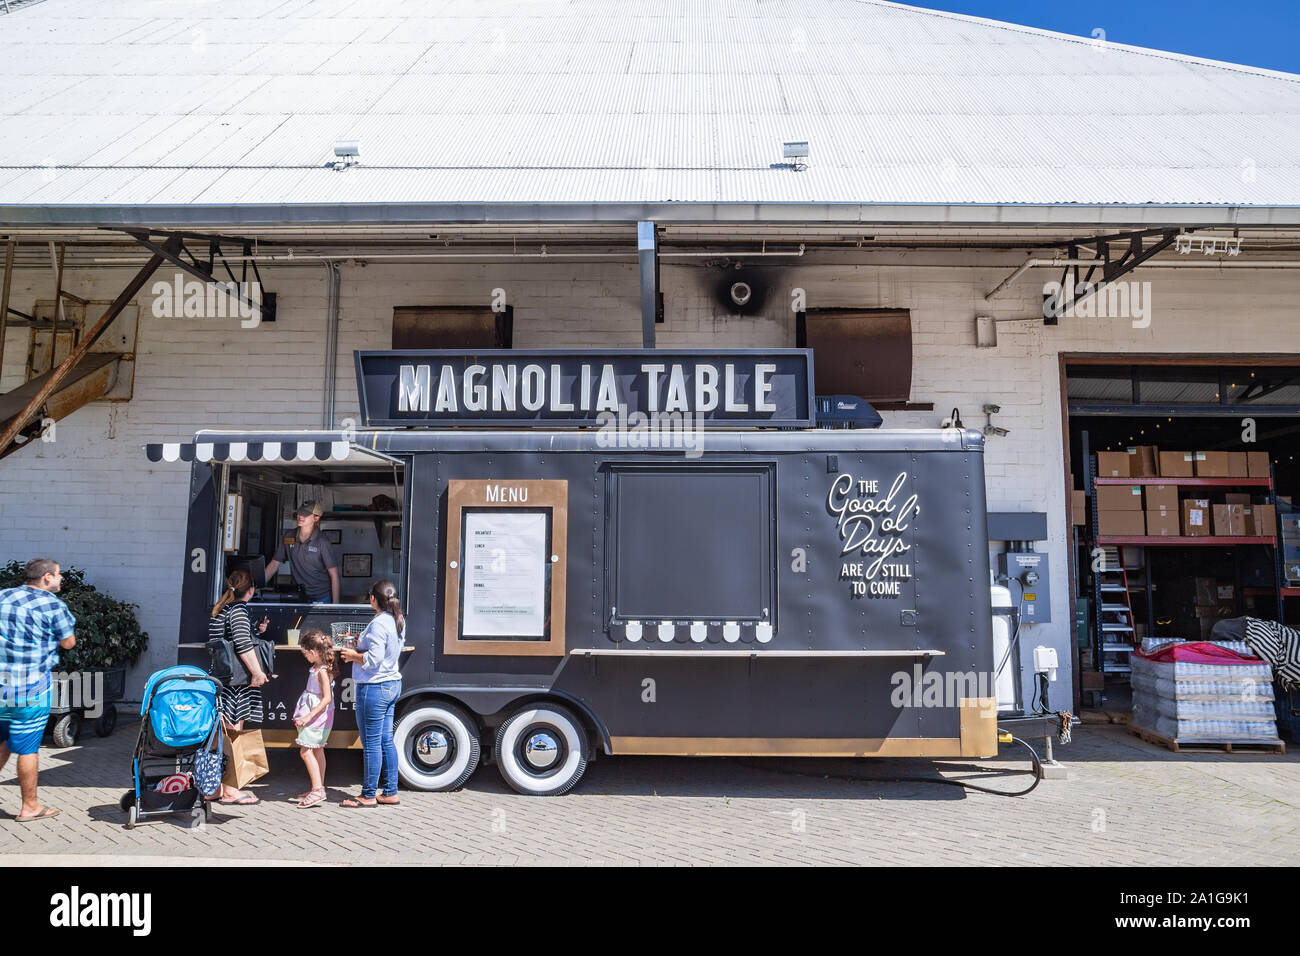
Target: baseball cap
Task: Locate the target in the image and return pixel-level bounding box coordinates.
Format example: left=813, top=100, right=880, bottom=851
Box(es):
left=295, top=500, right=324, bottom=518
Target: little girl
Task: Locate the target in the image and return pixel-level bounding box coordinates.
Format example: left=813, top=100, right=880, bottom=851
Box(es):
left=291, top=629, right=336, bottom=808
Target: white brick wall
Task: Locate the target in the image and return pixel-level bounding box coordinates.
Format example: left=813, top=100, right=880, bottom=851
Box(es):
left=0, top=251, right=1292, bottom=701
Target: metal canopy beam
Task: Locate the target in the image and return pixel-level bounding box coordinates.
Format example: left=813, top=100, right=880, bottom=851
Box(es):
left=123, top=229, right=266, bottom=317
left=1044, top=228, right=1182, bottom=325
left=0, top=237, right=175, bottom=458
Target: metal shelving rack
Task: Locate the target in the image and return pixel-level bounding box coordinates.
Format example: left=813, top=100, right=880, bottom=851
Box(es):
left=1088, top=454, right=1288, bottom=650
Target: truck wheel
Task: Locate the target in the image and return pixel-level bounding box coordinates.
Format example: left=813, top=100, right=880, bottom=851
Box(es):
left=95, top=707, right=118, bottom=737
left=51, top=713, right=80, bottom=748
left=495, top=704, right=588, bottom=796
left=394, top=701, right=481, bottom=791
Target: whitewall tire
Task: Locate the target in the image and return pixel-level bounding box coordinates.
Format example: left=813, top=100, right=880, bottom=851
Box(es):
left=394, top=701, right=481, bottom=792
left=495, top=703, right=588, bottom=797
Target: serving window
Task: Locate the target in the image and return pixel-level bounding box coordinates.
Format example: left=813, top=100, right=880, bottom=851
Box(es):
left=219, top=461, right=404, bottom=609
left=442, top=479, right=568, bottom=656
left=606, top=464, right=775, bottom=624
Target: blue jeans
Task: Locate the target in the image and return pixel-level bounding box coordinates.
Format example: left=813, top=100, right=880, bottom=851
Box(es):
left=356, top=679, right=400, bottom=798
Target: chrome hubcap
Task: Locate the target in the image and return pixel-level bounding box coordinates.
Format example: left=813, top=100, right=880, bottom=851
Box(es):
left=415, top=728, right=450, bottom=768
left=524, top=731, right=560, bottom=769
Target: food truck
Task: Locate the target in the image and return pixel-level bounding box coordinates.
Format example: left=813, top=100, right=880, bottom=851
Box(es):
left=150, top=349, right=1004, bottom=796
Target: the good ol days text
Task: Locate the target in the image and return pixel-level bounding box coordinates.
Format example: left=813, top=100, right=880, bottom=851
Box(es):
left=827, top=472, right=917, bottom=596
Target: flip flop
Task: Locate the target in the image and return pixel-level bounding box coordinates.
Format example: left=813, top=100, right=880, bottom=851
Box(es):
left=15, top=806, right=60, bottom=823
left=340, top=798, right=378, bottom=808
left=219, top=794, right=260, bottom=806
left=376, top=796, right=401, bottom=805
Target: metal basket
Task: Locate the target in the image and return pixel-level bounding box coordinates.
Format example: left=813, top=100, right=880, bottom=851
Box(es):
left=330, top=622, right=360, bottom=650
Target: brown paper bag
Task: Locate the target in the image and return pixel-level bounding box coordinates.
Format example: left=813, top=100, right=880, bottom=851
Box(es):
left=221, top=727, right=269, bottom=789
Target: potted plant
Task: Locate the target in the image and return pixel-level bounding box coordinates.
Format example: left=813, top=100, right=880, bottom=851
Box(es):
left=0, top=561, right=149, bottom=745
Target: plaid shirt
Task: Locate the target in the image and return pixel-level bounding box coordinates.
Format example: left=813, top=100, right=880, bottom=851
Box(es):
left=0, top=586, right=75, bottom=697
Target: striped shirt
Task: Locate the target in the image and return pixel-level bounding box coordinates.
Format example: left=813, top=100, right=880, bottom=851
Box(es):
left=209, top=602, right=262, bottom=723
left=0, top=586, right=75, bottom=698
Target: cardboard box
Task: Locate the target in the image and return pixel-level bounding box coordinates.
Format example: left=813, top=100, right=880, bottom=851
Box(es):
left=1195, top=451, right=1230, bottom=477
left=1126, top=445, right=1159, bottom=477
left=1182, top=498, right=1212, bottom=536
left=1096, top=484, right=1144, bottom=512
left=1071, top=490, right=1086, bottom=526
left=1224, top=493, right=1251, bottom=506
left=1144, top=484, right=1179, bottom=511
left=1145, top=507, right=1179, bottom=536
left=1213, top=504, right=1247, bottom=536
left=1227, top=452, right=1248, bottom=477
left=1247, top=451, right=1271, bottom=478
left=1081, top=671, right=1105, bottom=690
left=1159, top=451, right=1194, bottom=478
left=1096, top=452, right=1130, bottom=478
left=1250, top=504, right=1277, bottom=537
left=1098, top=510, right=1146, bottom=536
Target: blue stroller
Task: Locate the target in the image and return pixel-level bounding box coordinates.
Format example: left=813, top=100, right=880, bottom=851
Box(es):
left=120, top=665, right=222, bottom=829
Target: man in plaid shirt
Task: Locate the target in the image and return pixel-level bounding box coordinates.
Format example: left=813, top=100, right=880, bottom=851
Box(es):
left=0, top=558, right=76, bottom=822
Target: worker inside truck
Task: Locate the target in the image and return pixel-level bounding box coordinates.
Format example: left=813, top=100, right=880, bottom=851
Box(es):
left=263, top=500, right=340, bottom=604
left=219, top=459, right=403, bottom=611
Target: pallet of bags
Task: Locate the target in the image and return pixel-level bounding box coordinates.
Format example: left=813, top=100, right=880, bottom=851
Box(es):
left=1129, top=640, right=1284, bottom=752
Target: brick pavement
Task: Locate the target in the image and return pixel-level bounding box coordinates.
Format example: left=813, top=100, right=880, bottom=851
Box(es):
left=0, top=716, right=1296, bottom=865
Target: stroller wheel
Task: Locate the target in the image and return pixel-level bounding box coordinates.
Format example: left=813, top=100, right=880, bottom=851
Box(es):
left=125, top=806, right=138, bottom=830
left=119, top=791, right=135, bottom=812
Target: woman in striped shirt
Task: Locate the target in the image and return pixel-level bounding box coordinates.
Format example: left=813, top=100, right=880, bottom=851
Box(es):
left=208, top=568, right=269, bottom=805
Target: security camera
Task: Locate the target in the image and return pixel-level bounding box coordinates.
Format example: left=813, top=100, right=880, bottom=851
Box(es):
left=983, top=403, right=1001, bottom=415
left=984, top=424, right=1010, bottom=437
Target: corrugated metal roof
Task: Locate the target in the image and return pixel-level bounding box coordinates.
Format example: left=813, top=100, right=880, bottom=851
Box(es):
left=2, top=0, right=1299, bottom=221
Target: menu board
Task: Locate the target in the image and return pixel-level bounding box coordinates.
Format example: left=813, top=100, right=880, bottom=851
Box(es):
left=460, top=511, right=548, bottom=638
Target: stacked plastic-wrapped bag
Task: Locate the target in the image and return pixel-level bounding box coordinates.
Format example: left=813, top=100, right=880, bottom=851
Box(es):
left=1131, top=639, right=1281, bottom=744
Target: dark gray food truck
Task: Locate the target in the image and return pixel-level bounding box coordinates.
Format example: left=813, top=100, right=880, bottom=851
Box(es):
left=150, top=349, right=1006, bottom=796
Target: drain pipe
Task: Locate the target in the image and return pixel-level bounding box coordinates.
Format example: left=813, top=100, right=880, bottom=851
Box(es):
left=320, top=260, right=340, bottom=429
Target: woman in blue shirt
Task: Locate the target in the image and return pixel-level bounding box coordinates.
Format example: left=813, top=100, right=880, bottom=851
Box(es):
left=339, top=580, right=404, bottom=807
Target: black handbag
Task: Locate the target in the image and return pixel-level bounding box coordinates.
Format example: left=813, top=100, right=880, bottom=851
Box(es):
left=208, top=607, right=275, bottom=686
left=254, top=636, right=276, bottom=680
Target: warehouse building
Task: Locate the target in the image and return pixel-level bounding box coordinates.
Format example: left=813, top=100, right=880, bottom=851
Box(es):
left=1, top=0, right=1299, bottom=712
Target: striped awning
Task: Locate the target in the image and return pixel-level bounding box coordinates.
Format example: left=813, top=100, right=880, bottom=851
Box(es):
left=145, top=440, right=352, bottom=464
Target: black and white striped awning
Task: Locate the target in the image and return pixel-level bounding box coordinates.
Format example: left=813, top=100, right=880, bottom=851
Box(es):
left=145, top=440, right=352, bottom=464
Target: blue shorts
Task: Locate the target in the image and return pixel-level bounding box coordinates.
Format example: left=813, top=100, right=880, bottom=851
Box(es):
left=0, top=687, right=52, bottom=755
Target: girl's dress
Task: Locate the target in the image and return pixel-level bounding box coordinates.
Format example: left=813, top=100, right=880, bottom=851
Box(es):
left=293, top=665, right=335, bottom=748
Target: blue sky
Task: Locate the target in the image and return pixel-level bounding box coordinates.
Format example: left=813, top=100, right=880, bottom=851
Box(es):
left=904, top=0, right=1300, bottom=74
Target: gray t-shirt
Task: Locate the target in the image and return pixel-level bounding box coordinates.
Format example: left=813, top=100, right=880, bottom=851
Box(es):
left=272, top=528, right=337, bottom=599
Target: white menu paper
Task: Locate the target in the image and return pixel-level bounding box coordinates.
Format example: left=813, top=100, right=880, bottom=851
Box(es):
left=461, top=511, right=547, bottom=637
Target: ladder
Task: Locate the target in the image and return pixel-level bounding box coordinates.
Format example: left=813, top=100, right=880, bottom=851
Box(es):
left=1097, top=545, right=1137, bottom=675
